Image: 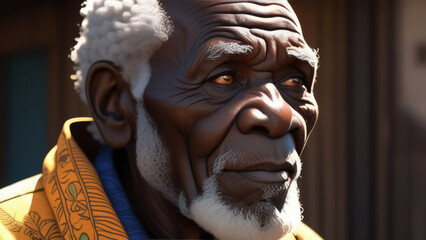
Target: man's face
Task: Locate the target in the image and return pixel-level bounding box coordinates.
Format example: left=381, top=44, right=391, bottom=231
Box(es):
left=140, top=0, right=318, bottom=238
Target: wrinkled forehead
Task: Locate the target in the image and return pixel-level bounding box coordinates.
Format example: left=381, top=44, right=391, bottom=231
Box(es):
left=162, top=0, right=304, bottom=42
left=159, top=0, right=311, bottom=70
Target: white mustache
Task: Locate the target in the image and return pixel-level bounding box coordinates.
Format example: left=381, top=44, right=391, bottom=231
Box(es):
left=212, top=149, right=302, bottom=179
left=212, top=149, right=244, bottom=175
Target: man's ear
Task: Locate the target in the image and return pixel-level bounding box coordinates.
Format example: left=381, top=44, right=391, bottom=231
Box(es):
left=86, top=61, right=137, bottom=149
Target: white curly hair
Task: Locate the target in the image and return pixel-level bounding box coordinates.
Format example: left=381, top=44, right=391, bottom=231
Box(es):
left=70, top=0, right=173, bottom=103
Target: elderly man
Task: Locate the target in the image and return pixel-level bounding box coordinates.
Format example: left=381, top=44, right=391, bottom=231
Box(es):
left=0, top=0, right=322, bottom=239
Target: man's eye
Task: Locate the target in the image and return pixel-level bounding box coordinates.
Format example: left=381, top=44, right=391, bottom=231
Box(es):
left=280, top=77, right=303, bottom=87
left=212, top=74, right=234, bottom=85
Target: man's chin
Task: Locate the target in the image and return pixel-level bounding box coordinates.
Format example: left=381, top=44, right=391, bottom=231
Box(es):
left=181, top=176, right=302, bottom=240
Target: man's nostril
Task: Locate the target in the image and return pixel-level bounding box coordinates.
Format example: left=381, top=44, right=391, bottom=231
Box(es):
left=250, top=126, right=269, bottom=135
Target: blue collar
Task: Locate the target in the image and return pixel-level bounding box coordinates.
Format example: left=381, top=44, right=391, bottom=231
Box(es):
left=93, top=146, right=148, bottom=240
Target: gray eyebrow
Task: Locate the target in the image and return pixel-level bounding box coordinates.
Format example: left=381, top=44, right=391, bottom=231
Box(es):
left=205, top=42, right=319, bottom=75
left=207, top=43, right=319, bottom=69
left=286, top=47, right=320, bottom=69
left=207, top=42, right=253, bottom=60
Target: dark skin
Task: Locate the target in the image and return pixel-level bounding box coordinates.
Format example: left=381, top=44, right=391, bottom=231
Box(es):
left=86, top=0, right=318, bottom=239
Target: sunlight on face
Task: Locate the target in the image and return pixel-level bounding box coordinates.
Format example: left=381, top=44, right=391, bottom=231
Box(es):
left=135, top=106, right=302, bottom=239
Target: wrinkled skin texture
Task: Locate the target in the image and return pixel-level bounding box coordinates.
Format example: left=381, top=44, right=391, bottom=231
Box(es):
left=143, top=0, right=318, bottom=234
left=89, top=0, right=319, bottom=239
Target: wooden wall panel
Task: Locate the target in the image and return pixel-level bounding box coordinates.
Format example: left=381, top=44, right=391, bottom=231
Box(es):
left=346, top=0, right=376, bottom=238
left=375, top=0, right=394, bottom=239
left=292, top=1, right=348, bottom=239
left=0, top=1, right=89, bottom=186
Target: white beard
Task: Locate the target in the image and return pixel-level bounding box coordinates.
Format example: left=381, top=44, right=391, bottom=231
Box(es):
left=184, top=177, right=301, bottom=240
left=135, top=102, right=177, bottom=202
left=135, top=103, right=303, bottom=240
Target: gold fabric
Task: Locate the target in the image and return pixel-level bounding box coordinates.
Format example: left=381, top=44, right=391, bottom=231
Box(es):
left=0, top=118, right=323, bottom=240
left=0, top=118, right=128, bottom=240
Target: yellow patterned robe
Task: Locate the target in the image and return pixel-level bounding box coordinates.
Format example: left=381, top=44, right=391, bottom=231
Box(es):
left=0, top=118, right=323, bottom=240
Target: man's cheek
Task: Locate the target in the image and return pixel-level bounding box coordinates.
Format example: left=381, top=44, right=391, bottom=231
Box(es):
left=300, top=104, right=318, bottom=133
left=294, top=99, right=318, bottom=135
left=282, top=94, right=318, bottom=135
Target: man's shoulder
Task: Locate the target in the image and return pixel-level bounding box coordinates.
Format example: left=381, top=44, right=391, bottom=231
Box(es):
left=0, top=174, right=44, bottom=203
left=294, top=222, right=324, bottom=240
left=0, top=174, right=62, bottom=239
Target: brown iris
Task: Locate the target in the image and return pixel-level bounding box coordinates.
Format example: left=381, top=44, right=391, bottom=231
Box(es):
left=281, top=77, right=303, bottom=87
left=212, top=74, right=234, bottom=85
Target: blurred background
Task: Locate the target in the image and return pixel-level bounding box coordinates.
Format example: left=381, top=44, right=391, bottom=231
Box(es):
left=0, top=0, right=425, bottom=239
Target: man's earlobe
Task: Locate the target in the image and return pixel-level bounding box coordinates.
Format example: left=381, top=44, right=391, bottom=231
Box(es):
left=86, top=61, right=137, bottom=148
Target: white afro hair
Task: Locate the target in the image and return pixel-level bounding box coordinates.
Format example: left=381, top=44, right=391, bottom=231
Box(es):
left=70, top=0, right=173, bottom=102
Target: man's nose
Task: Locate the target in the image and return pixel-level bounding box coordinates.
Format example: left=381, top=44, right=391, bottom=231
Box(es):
left=237, top=83, right=294, bottom=138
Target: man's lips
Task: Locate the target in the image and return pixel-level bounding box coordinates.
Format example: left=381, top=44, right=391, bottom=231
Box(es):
left=211, top=134, right=299, bottom=207
left=222, top=160, right=296, bottom=181
left=237, top=170, right=290, bottom=184
left=217, top=169, right=291, bottom=206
